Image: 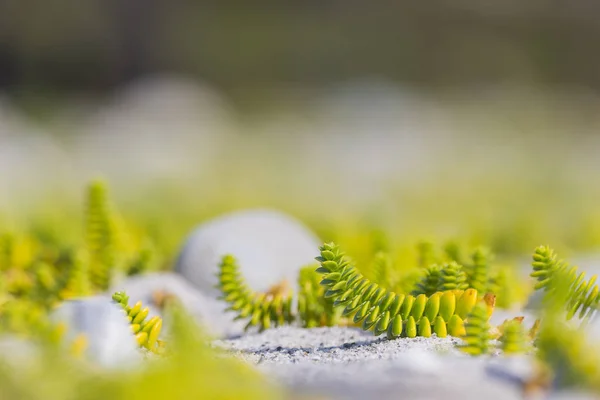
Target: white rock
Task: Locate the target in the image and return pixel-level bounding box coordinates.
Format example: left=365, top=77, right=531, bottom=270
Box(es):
left=174, top=209, right=321, bottom=297
left=51, top=296, right=141, bottom=368
left=109, top=272, right=246, bottom=338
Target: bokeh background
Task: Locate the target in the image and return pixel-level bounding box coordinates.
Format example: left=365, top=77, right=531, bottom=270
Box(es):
left=2, top=2, right=600, bottom=263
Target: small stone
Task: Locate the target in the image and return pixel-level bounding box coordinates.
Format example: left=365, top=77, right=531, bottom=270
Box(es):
left=109, top=272, right=246, bottom=338
left=51, top=296, right=141, bottom=368
left=175, top=208, right=321, bottom=297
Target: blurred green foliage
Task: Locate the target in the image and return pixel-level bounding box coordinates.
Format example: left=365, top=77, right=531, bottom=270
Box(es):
left=0, top=304, right=281, bottom=400
left=531, top=245, right=599, bottom=321
left=0, top=180, right=160, bottom=322
left=528, top=246, right=600, bottom=392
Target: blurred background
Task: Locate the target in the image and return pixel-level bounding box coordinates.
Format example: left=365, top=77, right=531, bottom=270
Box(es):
left=2, top=1, right=600, bottom=262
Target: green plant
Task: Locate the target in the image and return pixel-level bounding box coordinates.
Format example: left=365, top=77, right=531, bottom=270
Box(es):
left=0, top=232, right=14, bottom=271
left=0, top=233, right=35, bottom=297
left=527, top=251, right=600, bottom=390
left=0, top=179, right=163, bottom=307
left=500, top=319, right=529, bottom=355
left=0, top=302, right=280, bottom=400
left=411, top=262, right=468, bottom=296
left=411, top=264, right=442, bottom=296
left=112, top=291, right=163, bottom=353
left=85, top=180, right=117, bottom=291
left=297, top=265, right=341, bottom=328
left=439, top=261, right=468, bottom=291
left=533, top=273, right=600, bottom=390
left=443, top=240, right=463, bottom=264
left=531, top=245, right=599, bottom=320
left=468, top=247, right=490, bottom=294
left=0, top=298, right=52, bottom=337
left=125, top=241, right=155, bottom=276
left=217, top=255, right=294, bottom=332
left=366, top=245, right=422, bottom=295
left=410, top=242, right=525, bottom=309
left=217, top=255, right=343, bottom=331
left=371, top=252, right=397, bottom=290
left=416, top=240, right=437, bottom=268
left=60, top=250, right=91, bottom=300
left=369, top=229, right=390, bottom=255
left=83, top=180, right=159, bottom=288
left=316, top=242, right=493, bottom=339
left=487, top=268, right=508, bottom=307
left=536, top=318, right=600, bottom=389
left=459, top=303, right=490, bottom=356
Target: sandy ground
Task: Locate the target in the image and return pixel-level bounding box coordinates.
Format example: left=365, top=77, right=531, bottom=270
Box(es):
left=214, top=326, right=537, bottom=400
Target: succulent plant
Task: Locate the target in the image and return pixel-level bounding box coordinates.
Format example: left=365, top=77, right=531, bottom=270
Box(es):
left=112, top=291, right=163, bottom=352
left=217, top=254, right=295, bottom=331
left=531, top=245, right=599, bottom=320
left=315, top=242, right=495, bottom=339
left=217, top=254, right=342, bottom=331
left=459, top=303, right=490, bottom=356
left=500, top=319, right=529, bottom=355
